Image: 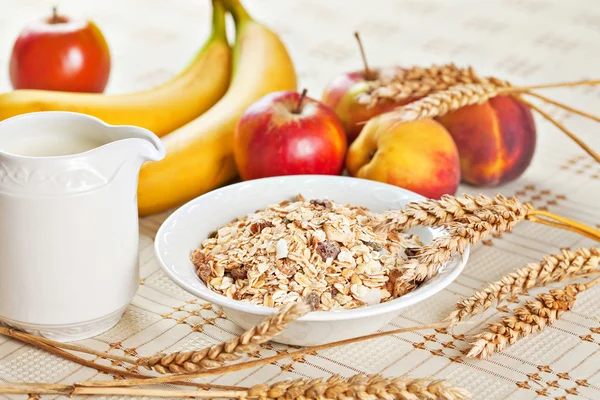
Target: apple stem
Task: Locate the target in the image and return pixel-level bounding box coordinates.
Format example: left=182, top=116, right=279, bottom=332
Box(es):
left=52, top=6, right=58, bottom=23
left=294, top=89, right=308, bottom=114
left=354, top=32, right=375, bottom=80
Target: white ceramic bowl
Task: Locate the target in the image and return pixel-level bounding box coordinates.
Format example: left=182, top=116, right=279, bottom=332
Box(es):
left=155, top=175, right=468, bottom=346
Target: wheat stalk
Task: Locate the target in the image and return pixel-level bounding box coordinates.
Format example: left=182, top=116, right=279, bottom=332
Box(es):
left=77, top=321, right=451, bottom=388
left=0, top=327, right=245, bottom=391
left=525, top=91, right=600, bottom=123
left=521, top=97, right=600, bottom=162
left=138, top=301, right=310, bottom=374
left=446, top=248, right=600, bottom=324
left=357, top=63, right=508, bottom=108
left=0, top=374, right=470, bottom=399
left=467, top=275, right=600, bottom=359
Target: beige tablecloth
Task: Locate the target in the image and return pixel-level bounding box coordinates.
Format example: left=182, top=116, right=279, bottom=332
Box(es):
left=0, top=0, right=599, bottom=399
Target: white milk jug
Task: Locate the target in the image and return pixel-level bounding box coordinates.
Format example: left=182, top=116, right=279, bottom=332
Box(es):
left=0, top=111, right=165, bottom=342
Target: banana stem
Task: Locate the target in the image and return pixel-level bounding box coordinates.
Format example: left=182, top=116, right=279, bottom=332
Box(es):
left=527, top=208, right=600, bottom=242
left=222, top=0, right=252, bottom=26
left=210, top=0, right=227, bottom=40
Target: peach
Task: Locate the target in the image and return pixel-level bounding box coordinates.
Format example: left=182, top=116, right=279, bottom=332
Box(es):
left=436, top=95, right=536, bottom=186
left=346, top=117, right=460, bottom=199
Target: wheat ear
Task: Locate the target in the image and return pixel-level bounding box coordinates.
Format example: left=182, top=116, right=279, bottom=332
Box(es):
left=374, top=193, right=511, bottom=233
left=390, top=196, right=529, bottom=292
left=247, top=374, right=471, bottom=400
left=138, top=301, right=310, bottom=374
left=378, top=82, right=508, bottom=124
left=467, top=275, right=600, bottom=359
left=357, top=63, right=508, bottom=108
left=447, top=248, right=600, bottom=324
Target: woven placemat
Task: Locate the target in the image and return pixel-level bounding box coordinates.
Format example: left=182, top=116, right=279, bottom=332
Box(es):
left=0, top=0, right=598, bottom=399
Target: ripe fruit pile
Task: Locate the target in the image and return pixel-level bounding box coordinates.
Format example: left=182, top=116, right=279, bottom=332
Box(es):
left=319, top=34, right=599, bottom=198
left=320, top=35, right=535, bottom=196
left=2, top=4, right=596, bottom=217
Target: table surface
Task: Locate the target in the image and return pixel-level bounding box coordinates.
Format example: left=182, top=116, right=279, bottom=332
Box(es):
left=0, top=0, right=599, bottom=399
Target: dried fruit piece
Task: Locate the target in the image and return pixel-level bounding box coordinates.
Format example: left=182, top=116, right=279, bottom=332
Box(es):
left=364, top=241, right=384, bottom=252
left=249, top=221, right=274, bottom=234
left=405, top=247, right=420, bottom=258
left=305, top=292, right=320, bottom=310
left=191, top=250, right=214, bottom=283
left=278, top=261, right=297, bottom=277
left=316, top=240, right=341, bottom=261
left=386, top=269, right=410, bottom=297
left=310, top=199, right=332, bottom=208
left=196, top=265, right=212, bottom=282
left=230, top=266, right=248, bottom=280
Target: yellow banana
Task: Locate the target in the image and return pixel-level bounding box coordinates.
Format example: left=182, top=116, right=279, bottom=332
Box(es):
left=137, top=0, right=297, bottom=216
left=0, top=0, right=231, bottom=137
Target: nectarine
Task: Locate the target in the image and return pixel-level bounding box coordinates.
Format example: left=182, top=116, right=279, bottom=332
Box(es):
left=436, top=95, right=536, bottom=186
left=346, top=117, right=461, bottom=199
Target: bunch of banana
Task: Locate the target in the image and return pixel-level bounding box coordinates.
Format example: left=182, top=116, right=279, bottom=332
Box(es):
left=137, top=0, right=297, bottom=215
left=0, top=0, right=232, bottom=137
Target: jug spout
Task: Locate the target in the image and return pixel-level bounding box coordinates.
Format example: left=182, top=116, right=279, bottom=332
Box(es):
left=115, top=125, right=166, bottom=162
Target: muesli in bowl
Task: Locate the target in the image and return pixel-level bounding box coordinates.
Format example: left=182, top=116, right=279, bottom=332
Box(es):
left=154, top=175, right=468, bottom=346
left=191, top=194, right=424, bottom=311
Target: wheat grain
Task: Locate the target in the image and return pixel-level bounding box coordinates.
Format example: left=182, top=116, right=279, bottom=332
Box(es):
left=467, top=276, right=600, bottom=359
left=138, top=301, right=310, bottom=374
left=447, top=248, right=600, bottom=324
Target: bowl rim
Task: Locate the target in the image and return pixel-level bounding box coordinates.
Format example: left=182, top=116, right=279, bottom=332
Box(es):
left=154, top=175, right=469, bottom=322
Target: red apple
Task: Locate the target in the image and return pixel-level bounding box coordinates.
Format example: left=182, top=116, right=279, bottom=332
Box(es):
left=234, top=89, right=347, bottom=180
left=321, top=33, right=404, bottom=143
left=9, top=7, right=111, bottom=93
